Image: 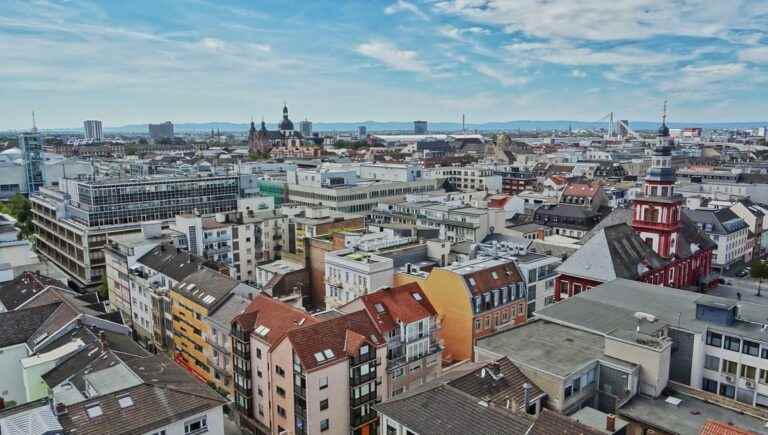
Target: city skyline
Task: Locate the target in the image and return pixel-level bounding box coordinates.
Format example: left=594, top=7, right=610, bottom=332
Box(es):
left=2, top=0, right=768, bottom=130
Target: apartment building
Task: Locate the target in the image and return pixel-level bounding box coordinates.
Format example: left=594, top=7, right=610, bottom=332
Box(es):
left=231, top=295, right=317, bottom=435
left=171, top=268, right=255, bottom=395
left=684, top=208, right=749, bottom=271
left=371, top=200, right=505, bottom=243
left=174, top=208, right=287, bottom=281
left=30, top=175, right=239, bottom=287
left=104, top=222, right=180, bottom=323
left=730, top=198, right=768, bottom=257
left=395, top=255, right=527, bottom=362
left=341, top=283, right=442, bottom=399
left=272, top=311, right=387, bottom=435
left=512, top=248, right=561, bottom=315
left=425, top=166, right=502, bottom=193
left=281, top=206, right=364, bottom=264
left=324, top=249, right=394, bottom=309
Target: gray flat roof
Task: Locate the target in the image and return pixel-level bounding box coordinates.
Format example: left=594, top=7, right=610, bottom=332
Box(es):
left=476, top=320, right=608, bottom=378
left=619, top=392, right=768, bottom=435
left=536, top=279, right=768, bottom=344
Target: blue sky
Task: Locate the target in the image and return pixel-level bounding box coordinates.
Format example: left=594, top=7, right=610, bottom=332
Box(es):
left=2, top=0, right=768, bottom=129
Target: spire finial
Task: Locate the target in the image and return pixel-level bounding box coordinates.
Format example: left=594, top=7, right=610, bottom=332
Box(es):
left=662, top=99, right=668, bottom=125
left=31, top=111, right=38, bottom=133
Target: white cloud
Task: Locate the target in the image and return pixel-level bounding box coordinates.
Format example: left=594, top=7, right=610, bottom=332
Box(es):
left=433, top=0, right=768, bottom=42
left=356, top=41, right=431, bottom=73
left=504, top=41, right=701, bottom=66
left=438, top=25, right=490, bottom=41
left=739, top=46, right=768, bottom=64
left=474, top=64, right=528, bottom=86
left=571, top=69, right=587, bottom=78
left=384, top=0, right=430, bottom=21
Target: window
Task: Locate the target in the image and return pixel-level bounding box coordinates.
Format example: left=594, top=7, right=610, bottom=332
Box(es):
left=724, top=335, right=741, bottom=352
left=702, top=378, right=718, bottom=393
left=256, top=348, right=262, bottom=359
left=704, top=355, right=720, bottom=371
left=564, top=385, right=573, bottom=399
left=277, top=406, right=287, bottom=418
left=276, top=365, right=286, bottom=377
left=151, top=431, right=167, bottom=435
left=742, top=340, right=760, bottom=357
left=276, top=386, right=286, bottom=397
left=572, top=377, right=581, bottom=393
left=706, top=331, right=722, bottom=347
left=319, top=376, right=328, bottom=390
left=719, top=383, right=736, bottom=399
left=722, top=359, right=738, bottom=375
left=184, top=417, right=207, bottom=434
left=762, top=348, right=768, bottom=360
left=760, top=369, right=768, bottom=385
left=320, top=419, right=330, bottom=432
left=320, top=399, right=329, bottom=410
left=741, top=364, right=757, bottom=380
left=474, top=319, right=481, bottom=330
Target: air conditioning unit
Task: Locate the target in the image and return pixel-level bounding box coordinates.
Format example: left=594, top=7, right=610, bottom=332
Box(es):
left=745, top=380, right=755, bottom=389
left=724, top=375, right=735, bottom=383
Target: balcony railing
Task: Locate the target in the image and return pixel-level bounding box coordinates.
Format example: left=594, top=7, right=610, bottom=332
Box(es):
left=350, top=410, right=378, bottom=428
left=350, top=391, right=378, bottom=408
left=350, top=371, right=376, bottom=386
left=388, top=344, right=441, bottom=371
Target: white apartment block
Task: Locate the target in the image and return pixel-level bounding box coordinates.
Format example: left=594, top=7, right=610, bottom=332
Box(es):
left=324, top=249, right=394, bottom=309
left=425, top=166, right=502, bottom=193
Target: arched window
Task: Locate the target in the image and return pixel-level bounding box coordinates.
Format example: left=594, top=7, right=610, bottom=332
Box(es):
left=644, top=207, right=659, bottom=223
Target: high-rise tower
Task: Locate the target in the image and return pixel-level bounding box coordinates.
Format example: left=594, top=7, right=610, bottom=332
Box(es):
left=631, top=101, right=683, bottom=258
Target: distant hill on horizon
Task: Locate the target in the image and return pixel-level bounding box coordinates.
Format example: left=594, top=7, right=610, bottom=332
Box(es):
left=7, top=120, right=768, bottom=134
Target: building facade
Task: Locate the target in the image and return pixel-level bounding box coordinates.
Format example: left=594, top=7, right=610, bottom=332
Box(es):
left=83, top=119, right=103, bottom=142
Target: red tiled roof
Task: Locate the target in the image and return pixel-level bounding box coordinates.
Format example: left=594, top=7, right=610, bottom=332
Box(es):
left=288, top=310, right=384, bottom=372
left=358, top=283, right=437, bottom=333
left=563, top=183, right=600, bottom=198
left=699, top=420, right=758, bottom=435
left=231, top=295, right=316, bottom=349
left=464, top=262, right=524, bottom=296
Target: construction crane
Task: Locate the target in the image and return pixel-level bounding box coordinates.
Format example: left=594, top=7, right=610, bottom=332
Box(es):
left=595, top=112, right=642, bottom=140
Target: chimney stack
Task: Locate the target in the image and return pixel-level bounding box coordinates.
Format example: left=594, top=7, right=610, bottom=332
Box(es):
left=98, top=331, right=107, bottom=351
left=55, top=402, right=67, bottom=416
left=606, top=414, right=616, bottom=432
left=522, top=383, right=533, bottom=414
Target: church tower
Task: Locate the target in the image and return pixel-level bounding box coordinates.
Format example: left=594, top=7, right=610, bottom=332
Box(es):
left=631, top=101, right=683, bottom=258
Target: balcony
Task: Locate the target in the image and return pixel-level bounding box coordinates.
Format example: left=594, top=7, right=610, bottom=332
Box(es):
left=387, top=343, right=441, bottom=371
left=350, top=371, right=376, bottom=386
left=350, top=391, right=377, bottom=408
left=350, top=410, right=378, bottom=428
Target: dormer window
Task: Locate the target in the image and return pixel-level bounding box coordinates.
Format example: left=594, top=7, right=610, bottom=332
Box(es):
left=360, top=345, right=369, bottom=355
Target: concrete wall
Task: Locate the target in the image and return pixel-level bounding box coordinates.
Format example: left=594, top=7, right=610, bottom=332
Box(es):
left=270, top=339, right=296, bottom=434
left=305, top=361, right=349, bottom=435
left=0, top=343, right=28, bottom=405
left=143, top=405, right=224, bottom=435
left=604, top=337, right=671, bottom=398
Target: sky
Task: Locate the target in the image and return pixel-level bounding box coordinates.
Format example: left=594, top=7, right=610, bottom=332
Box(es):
left=2, top=0, right=768, bottom=129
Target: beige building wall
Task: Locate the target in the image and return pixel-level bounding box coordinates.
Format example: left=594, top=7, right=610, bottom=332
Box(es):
left=250, top=335, right=273, bottom=430
left=604, top=336, right=671, bottom=398
left=270, top=339, right=297, bottom=434
left=305, top=362, right=350, bottom=435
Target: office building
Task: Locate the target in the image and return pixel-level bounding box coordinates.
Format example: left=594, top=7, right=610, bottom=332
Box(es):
left=299, top=119, right=312, bottom=137
left=83, top=119, right=103, bottom=141
left=414, top=120, right=428, bottom=135
left=18, top=132, right=44, bottom=193
left=356, top=125, right=367, bottom=138
left=30, top=175, right=239, bottom=287
left=425, top=166, right=502, bottom=193
left=149, top=121, right=174, bottom=140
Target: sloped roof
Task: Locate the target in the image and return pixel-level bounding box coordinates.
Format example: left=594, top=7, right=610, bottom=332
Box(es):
left=447, top=357, right=545, bottom=411
left=0, top=272, right=63, bottom=311
left=288, top=310, right=384, bottom=372
left=683, top=208, right=748, bottom=236
left=699, top=420, right=759, bottom=435
left=557, top=223, right=668, bottom=282
left=374, top=384, right=534, bottom=435
left=562, top=183, right=601, bottom=199
left=172, top=268, right=238, bottom=313
left=137, top=242, right=211, bottom=282
left=0, top=302, right=60, bottom=348
left=529, top=409, right=605, bottom=435
left=232, top=295, right=316, bottom=349
left=357, top=282, right=437, bottom=334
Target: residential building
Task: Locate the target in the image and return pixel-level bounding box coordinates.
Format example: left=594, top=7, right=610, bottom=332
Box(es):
left=495, top=168, right=537, bottom=195
left=30, top=174, right=239, bottom=287
left=173, top=209, right=287, bottom=281
left=414, top=120, right=428, bottom=135
left=83, top=119, right=103, bottom=142
left=104, top=222, right=179, bottom=323
left=534, top=204, right=603, bottom=239
left=684, top=208, right=749, bottom=271
left=559, top=183, right=608, bottom=211
left=274, top=310, right=387, bottom=435
left=170, top=268, right=255, bottom=394
left=205, top=292, right=250, bottom=400
left=340, top=283, right=442, bottom=399
left=0, top=271, right=62, bottom=312
left=729, top=198, right=768, bottom=259
left=324, top=249, right=394, bottom=309
left=425, top=166, right=502, bottom=193
left=395, top=254, right=527, bottom=362
left=148, top=121, right=174, bottom=140
left=230, top=295, right=317, bottom=435
left=509, top=246, right=560, bottom=314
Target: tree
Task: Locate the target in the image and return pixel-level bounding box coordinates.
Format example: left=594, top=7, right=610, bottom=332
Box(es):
left=749, top=259, right=766, bottom=296
left=6, top=193, right=33, bottom=239
left=98, top=275, right=109, bottom=301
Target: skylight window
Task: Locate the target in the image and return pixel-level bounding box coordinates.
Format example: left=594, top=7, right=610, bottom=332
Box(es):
left=468, top=277, right=476, bottom=287
left=254, top=325, right=271, bottom=337
left=314, top=352, right=326, bottom=363
left=323, top=349, right=335, bottom=359
left=491, top=271, right=498, bottom=279
left=86, top=404, right=103, bottom=418
left=374, top=303, right=385, bottom=313
left=412, top=293, right=423, bottom=301
left=117, top=395, right=134, bottom=408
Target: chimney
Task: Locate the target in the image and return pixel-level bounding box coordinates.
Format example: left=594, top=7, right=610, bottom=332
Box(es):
left=606, top=414, right=616, bottom=432
left=98, top=331, right=107, bottom=351
left=54, top=402, right=67, bottom=416
left=522, top=383, right=532, bottom=414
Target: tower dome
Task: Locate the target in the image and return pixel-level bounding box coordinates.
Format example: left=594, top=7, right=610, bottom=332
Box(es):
left=279, top=104, right=294, bottom=131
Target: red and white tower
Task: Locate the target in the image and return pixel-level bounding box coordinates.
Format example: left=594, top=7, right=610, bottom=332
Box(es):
left=632, top=102, right=683, bottom=258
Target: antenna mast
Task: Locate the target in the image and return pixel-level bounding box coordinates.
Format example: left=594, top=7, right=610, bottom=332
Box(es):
left=31, top=111, right=38, bottom=133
